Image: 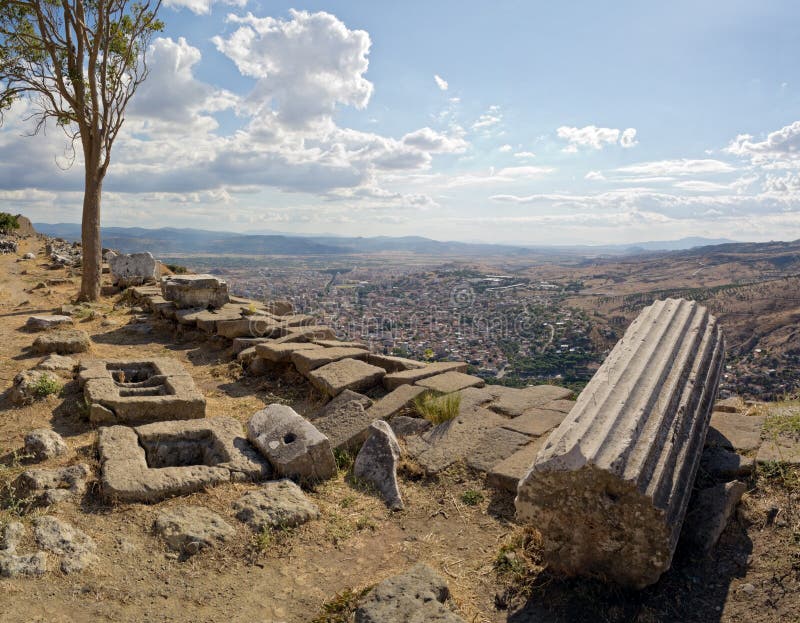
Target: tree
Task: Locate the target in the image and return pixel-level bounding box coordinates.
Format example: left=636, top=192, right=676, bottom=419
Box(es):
left=0, top=211, right=20, bottom=234
left=0, top=0, right=163, bottom=300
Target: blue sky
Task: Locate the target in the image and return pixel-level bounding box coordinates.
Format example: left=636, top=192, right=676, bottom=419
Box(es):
left=2, top=0, right=800, bottom=244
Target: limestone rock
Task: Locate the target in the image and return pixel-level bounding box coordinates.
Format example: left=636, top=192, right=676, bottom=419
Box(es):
left=33, top=516, right=97, bottom=573
left=366, top=353, right=427, bottom=373
left=233, top=479, right=320, bottom=531
left=25, top=315, right=73, bottom=331
left=465, top=427, right=532, bottom=473
left=390, top=416, right=432, bottom=438
left=367, top=385, right=427, bottom=421
left=264, top=300, right=293, bottom=316
left=109, top=252, right=158, bottom=287
left=706, top=412, right=765, bottom=452
left=682, top=481, right=747, bottom=553
left=383, top=361, right=468, bottom=391
left=313, top=395, right=375, bottom=452
left=32, top=328, right=91, bottom=354
left=161, top=274, right=229, bottom=309
left=515, top=298, right=725, bottom=589
left=291, top=346, right=369, bottom=375
left=36, top=353, right=76, bottom=373
left=312, top=389, right=373, bottom=420
left=308, top=358, right=386, bottom=397
left=487, top=437, right=548, bottom=493
left=22, top=252, right=36, bottom=260
left=247, top=404, right=336, bottom=482
left=256, top=341, right=323, bottom=363
left=355, top=563, right=465, bottom=623
left=500, top=407, right=568, bottom=438
left=153, top=506, right=235, bottom=555
left=13, top=463, right=90, bottom=507
left=354, top=420, right=404, bottom=510
left=8, top=370, right=62, bottom=405
left=416, top=371, right=485, bottom=394
left=489, top=384, right=573, bottom=417
left=0, top=522, right=46, bottom=578
left=24, top=429, right=68, bottom=461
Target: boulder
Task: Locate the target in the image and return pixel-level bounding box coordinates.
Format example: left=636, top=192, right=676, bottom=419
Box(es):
left=13, top=463, right=91, bottom=507
left=36, top=353, right=77, bottom=373
left=33, top=516, right=97, bottom=574
left=353, top=420, right=404, bottom=510
left=23, top=429, right=68, bottom=461
left=233, top=479, right=320, bottom=532
left=8, top=370, right=62, bottom=405
left=25, top=315, right=73, bottom=331
left=355, top=563, right=465, bottom=623
left=0, top=522, right=46, bottom=578
left=109, top=252, right=158, bottom=287
left=152, top=506, right=235, bottom=555
left=247, top=405, right=337, bottom=482
left=32, top=328, right=91, bottom=354
left=161, top=274, right=229, bottom=309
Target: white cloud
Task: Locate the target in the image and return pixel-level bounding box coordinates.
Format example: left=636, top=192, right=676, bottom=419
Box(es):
left=557, top=125, right=638, bottom=151
left=673, top=180, right=730, bottom=192
left=498, top=144, right=513, bottom=153
left=163, top=0, right=246, bottom=16
left=514, top=151, right=536, bottom=159
left=434, top=75, right=449, bottom=91
left=620, top=128, right=638, bottom=148
left=726, top=120, right=800, bottom=167
left=615, top=159, right=736, bottom=177
left=444, top=165, right=555, bottom=187
left=472, top=105, right=502, bottom=131
left=402, top=127, right=467, bottom=153
left=585, top=170, right=605, bottom=181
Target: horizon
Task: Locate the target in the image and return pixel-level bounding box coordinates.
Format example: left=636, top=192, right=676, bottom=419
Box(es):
left=3, top=2, right=800, bottom=244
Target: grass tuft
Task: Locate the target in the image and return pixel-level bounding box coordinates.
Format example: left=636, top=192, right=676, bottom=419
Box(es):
left=460, top=489, right=483, bottom=506
left=414, top=391, right=461, bottom=425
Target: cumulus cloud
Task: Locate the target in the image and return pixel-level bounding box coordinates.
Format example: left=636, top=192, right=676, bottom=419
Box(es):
left=163, top=0, right=246, bottom=16
left=514, top=151, right=536, bottom=159
left=726, top=120, right=800, bottom=168
left=498, top=144, right=513, bottom=153
left=401, top=127, right=467, bottom=153
left=557, top=125, right=638, bottom=152
left=434, top=75, right=448, bottom=91
left=472, top=105, right=502, bottom=131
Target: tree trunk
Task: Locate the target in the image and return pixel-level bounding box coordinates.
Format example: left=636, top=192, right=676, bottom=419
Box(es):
left=79, top=166, right=103, bottom=302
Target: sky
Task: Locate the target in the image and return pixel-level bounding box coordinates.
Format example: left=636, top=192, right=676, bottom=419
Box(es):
left=2, top=0, right=800, bottom=245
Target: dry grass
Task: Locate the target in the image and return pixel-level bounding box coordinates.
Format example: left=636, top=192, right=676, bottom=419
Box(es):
left=414, top=391, right=461, bottom=425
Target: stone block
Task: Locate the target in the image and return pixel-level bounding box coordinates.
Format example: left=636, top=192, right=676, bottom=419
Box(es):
left=366, top=384, right=427, bottom=421
left=466, top=427, right=533, bottom=473
left=706, top=413, right=765, bottom=452
left=233, top=479, right=319, bottom=532
left=487, top=437, right=548, bottom=493
left=25, top=315, right=73, bottom=331
left=366, top=353, right=427, bottom=373
left=256, top=341, right=323, bottom=363
left=291, top=346, right=369, bottom=375
left=681, top=481, right=747, bottom=553
left=32, top=329, right=91, bottom=354
left=383, top=361, right=468, bottom=390
left=110, top=252, right=158, bottom=287
left=308, top=358, right=385, bottom=398
left=699, top=446, right=754, bottom=480
left=161, top=274, right=229, bottom=309
left=153, top=506, right=235, bottom=555
left=314, top=396, right=376, bottom=452
left=501, top=407, right=568, bottom=438
left=489, top=385, right=573, bottom=417
left=353, top=420, right=403, bottom=510
left=757, top=436, right=800, bottom=465
left=416, top=371, right=485, bottom=394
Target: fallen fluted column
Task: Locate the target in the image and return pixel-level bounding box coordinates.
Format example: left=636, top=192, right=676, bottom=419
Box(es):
left=515, top=298, right=725, bottom=588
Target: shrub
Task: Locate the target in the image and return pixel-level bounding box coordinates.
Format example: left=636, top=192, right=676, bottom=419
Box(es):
left=461, top=490, right=484, bottom=506
left=0, top=213, right=19, bottom=234
left=414, top=391, right=461, bottom=425
left=31, top=373, right=62, bottom=399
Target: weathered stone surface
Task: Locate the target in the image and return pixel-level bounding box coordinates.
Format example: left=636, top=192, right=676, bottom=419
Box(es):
left=466, top=427, right=533, bottom=473
left=99, top=417, right=270, bottom=503
left=705, top=413, right=765, bottom=452
left=383, top=361, right=468, bottom=390
left=406, top=407, right=507, bottom=475
left=354, top=420, right=403, bottom=510
left=714, top=397, right=745, bottom=413
left=273, top=325, right=337, bottom=343
left=36, top=353, right=76, bottom=373
left=247, top=405, right=336, bottom=482
left=8, top=370, right=61, bottom=405
left=501, top=407, right=567, bottom=438
left=355, top=563, right=465, bottom=623
left=416, top=371, right=485, bottom=394
left=291, top=346, right=369, bottom=375
left=24, top=429, right=68, bottom=461
left=264, top=300, right=293, bottom=316
left=309, top=358, right=386, bottom=398
left=153, top=506, right=235, bottom=555
left=236, top=346, right=258, bottom=365
left=0, top=522, right=46, bottom=578
left=233, top=479, right=319, bottom=531
left=231, top=337, right=272, bottom=355
left=32, top=329, right=91, bottom=354
left=543, top=399, right=577, bottom=413
left=110, top=252, right=158, bottom=287
left=516, top=298, right=725, bottom=589
left=33, top=516, right=97, bottom=573
left=25, top=315, right=73, bottom=331
left=756, top=436, right=800, bottom=465
left=487, top=437, right=548, bottom=493
left=13, top=463, right=90, bottom=507
left=314, top=339, right=367, bottom=349
left=366, top=353, right=427, bottom=373
left=390, top=415, right=432, bottom=438
left=314, top=395, right=376, bottom=452
left=682, top=481, right=747, bottom=553
left=699, top=446, right=754, bottom=480
left=489, top=385, right=573, bottom=417
left=215, top=316, right=268, bottom=339
left=79, top=358, right=206, bottom=425
left=161, top=274, right=230, bottom=309
left=367, top=385, right=426, bottom=421
left=256, top=341, right=323, bottom=362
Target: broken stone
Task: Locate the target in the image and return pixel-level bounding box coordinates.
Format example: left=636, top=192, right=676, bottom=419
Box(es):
left=291, top=346, right=369, bottom=375
left=383, top=361, right=468, bottom=391
left=682, top=481, right=747, bottom=554
left=515, top=298, right=725, bottom=589
left=389, top=415, right=432, bottom=438
left=706, top=412, right=765, bottom=452
left=353, top=420, right=404, bottom=510
left=308, top=358, right=386, bottom=398
left=311, top=389, right=373, bottom=421
left=236, top=346, right=258, bottom=365
left=489, top=385, right=573, bottom=417
left=22, top=252, right=36, bottom=260
left=25, top=315, right=73, bottom=331
left=355, top=563, right=465, bottom=623
left=8, top=370, right=62, bottom=405
left=231, top=337, right=272, bottom=355
left=152, top=506, right=235, bottom=555
left=0, top=522, right=46, bottom=578
left=416, top=371, right=485, bottom=394
left=36, top=353, right=76, bottom=373
left=23, top=429, right=68, bottom=462
left=33, top=516, right=97, bottom=573
left=247, top=404, right=336, bottom=482
left=13, top=463, right=90, bottom=507
left=263, top=300, right=293, bottom=316
left=32, top=329, right=91, bottom=355
left=110, top=252, right=158, bottom=287
left=99, top=417, right=270, bottom=504
left=161, top=274, right=230, bottom=309
left=466, top=427, right=533, bottom=473
left=79, top=359, right=206, bottom=425
left=233, top=479, right=320, bottom=532
left=699, top=446, right=754, bottom=480
left=487, top=437, right=548, bottom=493
left=313, top=339, right=367, bottom=349
left=314, top=397, right=376, bottom=452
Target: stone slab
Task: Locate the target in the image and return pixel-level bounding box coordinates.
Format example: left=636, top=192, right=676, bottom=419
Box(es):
left=291, top=346, right=369, bottom=375
left=487, top=437, right=548, bottom=493
left=489, top=385, right=573, bottom=417
left=416, top=371, right=485, bottom=394
left=233, top=479, right=319, bottom=532
left=308, top=359, right=385, bottom=398
left=699, top=446, right=754, bottom=480
left=256, top=341, right=324, bottom=363
left=366, top=353, right=427, bottom=373
left=501, top=407, right=567, bottom=438
left=756, top=436, right=800, bottom=465
left=466, top=427, right=533, bottom=473
left=32, top=329, right=91, bottom=354
left=366, top=384, right=427, bottom=421
left=706, top=413, right=765, bottom=452
left=383, top=361, right=468, bottom=390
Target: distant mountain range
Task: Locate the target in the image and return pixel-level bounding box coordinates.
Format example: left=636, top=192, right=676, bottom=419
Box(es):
left=34, top=222, right=737, bottom=257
